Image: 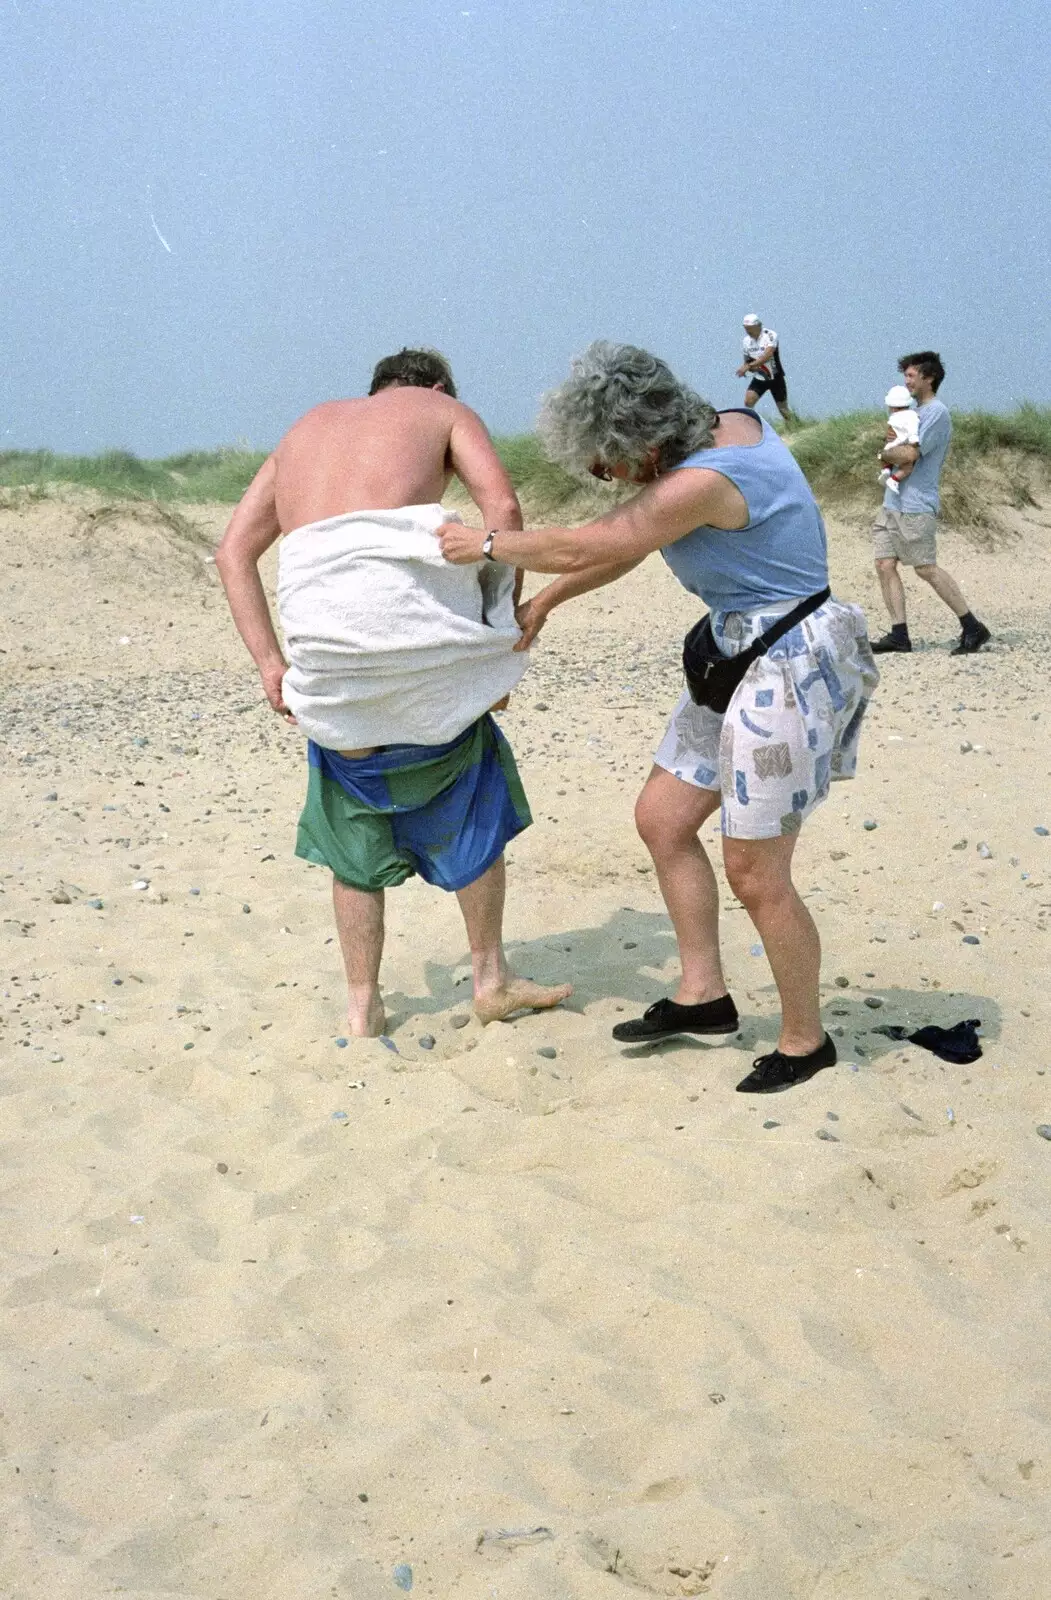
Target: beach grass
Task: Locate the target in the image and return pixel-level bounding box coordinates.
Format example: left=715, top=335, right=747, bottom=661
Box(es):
left=778, top=404, right=1051, bottom=531
left=1, top=408, right=1048, bottom=523
left=0, top=447, right=268, bottom=505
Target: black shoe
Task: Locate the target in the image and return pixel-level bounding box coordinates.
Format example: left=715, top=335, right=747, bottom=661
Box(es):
left=950, top=622, right=991, bottom=655
left=612, top=994, right=739, bottom=1043
left=735, top=1033, right=837, bottom=1093
left=871, top=632, right=912, bottom=654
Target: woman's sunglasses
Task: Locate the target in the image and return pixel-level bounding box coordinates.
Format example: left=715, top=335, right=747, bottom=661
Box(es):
left=588, top=462, right=613, bottom=481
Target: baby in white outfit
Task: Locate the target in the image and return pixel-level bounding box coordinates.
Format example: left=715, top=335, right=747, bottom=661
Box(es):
left=878, top=385, right=920, bottom=493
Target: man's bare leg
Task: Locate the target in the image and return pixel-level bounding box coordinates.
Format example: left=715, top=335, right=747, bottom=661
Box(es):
left=332, top=878, right=387, bottom=1036
left=456, top=855, right=572, bottom=1023
left=914, top=562, right=969, bottom=617
left=875, top=556, right=908, bottom=625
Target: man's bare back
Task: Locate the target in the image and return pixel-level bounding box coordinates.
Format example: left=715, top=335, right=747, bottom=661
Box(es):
left=213, top=351, right=570, bottom=1035
left=215, top=374, right=522, bottom=722
left=273, top=387, right=515, bottom=532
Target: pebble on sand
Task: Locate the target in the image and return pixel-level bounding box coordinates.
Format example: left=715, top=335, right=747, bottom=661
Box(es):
left=963, top=935, right=981, bottom=945
left=863, top=820, right=878, bottom=830
left=418, top=1034, right=436, bottom=1051
left=864, top=996, right=884, bottom=1009
left=392, top=1564, right=413, bottom=1591
left=1036, top=826, right=1050, bottom=837
left=834, top=975, right=849, bottom=987
left=537, top=1046, right=557, bottom=1059
left=1036, top=1126, right=1051, bottom=1141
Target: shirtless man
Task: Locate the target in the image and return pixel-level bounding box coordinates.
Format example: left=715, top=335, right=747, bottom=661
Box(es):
left=216, top=347, right=571, bottom=1036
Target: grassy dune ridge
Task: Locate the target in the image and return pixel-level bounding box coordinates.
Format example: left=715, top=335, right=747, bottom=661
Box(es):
left=1, top=406, right=1049, bottom=526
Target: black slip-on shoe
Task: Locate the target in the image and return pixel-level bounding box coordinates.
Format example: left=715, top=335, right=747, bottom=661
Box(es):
left=611, top=994, right=739, bottom=1044
left=950, top=622, right=991, bottom=655
left=871, top=632, right=912, bottom=654
left=735, top=1032, right=837, bottom=1093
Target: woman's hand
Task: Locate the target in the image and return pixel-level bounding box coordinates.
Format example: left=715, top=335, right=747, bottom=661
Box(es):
left=437, top=522, right=486, bottom=564
left=513, top=596, right=549, bottom=651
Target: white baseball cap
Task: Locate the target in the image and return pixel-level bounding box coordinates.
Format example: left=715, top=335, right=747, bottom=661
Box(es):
left=884, top=385, right=913, bottom=408
left=743, top=314, right=761, bottom=327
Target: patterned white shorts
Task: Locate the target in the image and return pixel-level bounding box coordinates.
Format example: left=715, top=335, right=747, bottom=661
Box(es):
left=654, top=597, right=879, bottom=839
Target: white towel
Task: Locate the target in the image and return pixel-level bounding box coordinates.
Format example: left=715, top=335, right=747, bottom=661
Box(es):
left=277, top=504, right=528, bottom=749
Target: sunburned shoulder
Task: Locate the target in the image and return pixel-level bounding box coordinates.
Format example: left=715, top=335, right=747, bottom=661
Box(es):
left=278, top=398, right=368, bottom=444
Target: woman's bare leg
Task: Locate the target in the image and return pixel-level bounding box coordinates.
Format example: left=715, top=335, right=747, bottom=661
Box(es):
left=634, top=767, right=728, bottom=1004
left=722, top=833, right=823, bottom=1055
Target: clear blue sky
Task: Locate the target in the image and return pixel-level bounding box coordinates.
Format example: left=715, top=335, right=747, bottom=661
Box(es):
left=2, top=0, right=1048, bottom=455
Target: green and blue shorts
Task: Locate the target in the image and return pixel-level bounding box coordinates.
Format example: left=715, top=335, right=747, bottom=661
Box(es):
left=295, top=714, right=531, bottom=892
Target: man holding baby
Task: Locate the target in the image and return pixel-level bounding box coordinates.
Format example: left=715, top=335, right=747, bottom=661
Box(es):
left=870, top=350, right=991, bottom=656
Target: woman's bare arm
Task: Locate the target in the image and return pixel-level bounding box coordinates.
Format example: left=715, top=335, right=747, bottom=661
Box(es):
left=513, top=558, right=644, bottom=648
left=438, top=466, right=742, bottom=573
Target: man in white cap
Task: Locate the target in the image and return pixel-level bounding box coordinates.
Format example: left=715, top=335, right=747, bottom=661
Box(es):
left=736, top=315, right=791, bottom=422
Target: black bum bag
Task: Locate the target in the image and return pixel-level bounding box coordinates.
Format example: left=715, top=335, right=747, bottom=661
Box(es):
left=682, top=587, right=831, bottom=714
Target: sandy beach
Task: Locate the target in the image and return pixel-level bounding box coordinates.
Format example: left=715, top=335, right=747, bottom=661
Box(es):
left=2, top=489, right=1050, bottom=1598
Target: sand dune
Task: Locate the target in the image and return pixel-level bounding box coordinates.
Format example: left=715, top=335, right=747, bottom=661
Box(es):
left=1, top=490, right=1050, bottom=1597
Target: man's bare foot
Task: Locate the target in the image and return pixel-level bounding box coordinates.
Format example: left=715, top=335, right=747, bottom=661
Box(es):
left=347, top=993, right=386, bottom=1037
left=473, top=976, right=573, bottom=1025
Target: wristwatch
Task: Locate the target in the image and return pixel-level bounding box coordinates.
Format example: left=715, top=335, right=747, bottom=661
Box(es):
left=481, top=530, right=498, bottom=561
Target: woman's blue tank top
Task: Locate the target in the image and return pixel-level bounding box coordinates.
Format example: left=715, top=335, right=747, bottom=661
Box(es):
left=662, top=412, right=829, bottom=611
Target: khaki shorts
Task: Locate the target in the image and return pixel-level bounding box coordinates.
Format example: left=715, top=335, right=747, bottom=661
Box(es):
left=872, top=507, right=938, bottom=566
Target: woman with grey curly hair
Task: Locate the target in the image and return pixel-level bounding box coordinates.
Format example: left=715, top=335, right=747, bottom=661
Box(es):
left=536, top=341, right=720, bottom=478
left=438, top=342, right=878, bottom=1095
